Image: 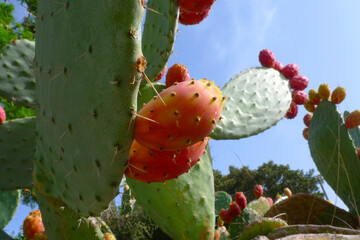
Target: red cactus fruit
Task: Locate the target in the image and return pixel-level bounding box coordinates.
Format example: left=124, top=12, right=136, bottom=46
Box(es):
left=214, top=230, right=220, bottom=240
left=104, top=233, right=116, bottom=240
left=285, top=102, right=298, bottom=119
left=281, top=63, right=300, bottom=79
left=258, top=49, right=275, bottom=68
left=303, top=127, right=309, bottom=140
left=308, top=89, right=321, bottom=105
left=318, top=83, right=331, bottom=100
left=345, top=110, right=360, bottom=129
left=304, top=100, right=316, bottom=113
left=0, top=105, right=6, bottom=124
left=125, top=138, right=208, bottom=183
left=289, top=75, right=309, bottom=90
left=165, top=63, right=191, bottom=88
left=23, top=210, right=45, bottom=240
left=292, top=90, right=307, bottom=105
left=275, top=194, right=282, bottom=201
left=217, top=217, right=224, bottom=227
left=274, top=61, right=284, bottom=72
left=303, top=113, right=313, bottom=127
left=254, top=185, right=263, bottom=198
left=266, top=197, right=273, bottom=207
left=178, top=0, right=215, bottom=13
left=134, top=79, right=225, bottom=151
left=228, top=201, right=241, bottom=217
left=284, top=187, right=292, bottom=197
left=235, top=192, right=247, bottom=209
left=219, top=209, right=233, bottom=223
left=179, top=8, right=211, bottom=26
left=331, top=87, right=346, bottom=104
left=154, top=65, right=167, bottom=81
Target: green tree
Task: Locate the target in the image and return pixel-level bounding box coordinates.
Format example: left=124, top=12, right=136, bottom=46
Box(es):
left=214, top=160, right=324, bottom=202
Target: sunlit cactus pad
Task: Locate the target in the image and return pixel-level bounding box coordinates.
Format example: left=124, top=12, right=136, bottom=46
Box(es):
left=211, top=67, right=291, bottom=140
left=0, top=190, right=20, bottom=229
left=0, top=40, right=36, bottom=108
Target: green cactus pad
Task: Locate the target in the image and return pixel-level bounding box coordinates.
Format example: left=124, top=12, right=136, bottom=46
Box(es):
left=34, top=0, right=144, bottom=216
left=36, top=190, right=109, bottom=240
left=238, top=217, right=287, bottom=240
left=308, top=100, right=360, bottom=215
left=0, top=117, right=35, bottom=190
left=0, top=39, right=36, bottom=108
left=0, top=190, right=20, bottom=229
left=229, top=207, right=260, bottom=238
left=344, top=111, right=360, bottom=148
left=142, top=0, right=179, bottom=82
left=210, top=67, right=291, bottom=140
left=215, top=191, right=232, bottom=216
left=247, top=197, right=271, bottom=217
left=127, top=146, right=215, bottom=240
left=137, top=81, right=166, bottom=111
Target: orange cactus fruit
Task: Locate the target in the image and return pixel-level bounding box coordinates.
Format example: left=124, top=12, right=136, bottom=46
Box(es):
left=318, top=83, right=331, bottom=100
left=304, top=100, right=316, bottom=113
left=284, top=187, right=292, bottom=197
left=331, top=86, right=346, bottom=104
left=308, top=89, right=321, bottom=105
left=345, top=110, right=360, bottom=129
left=303, top=127, right=309, bottom=140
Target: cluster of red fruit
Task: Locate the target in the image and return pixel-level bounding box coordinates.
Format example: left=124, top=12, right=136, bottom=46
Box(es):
left=0, top=104, right=6, bottom=124
left=23, top=210, right=47, bottom=240
left=258, top=49, right=309, bottom=120
left=178, top=0, right=216, bottom=25
left=125, top=63, right=225, bottom=183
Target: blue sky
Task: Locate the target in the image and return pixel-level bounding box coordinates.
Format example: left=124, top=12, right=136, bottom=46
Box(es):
left=4, top=0, right=360, bottom=237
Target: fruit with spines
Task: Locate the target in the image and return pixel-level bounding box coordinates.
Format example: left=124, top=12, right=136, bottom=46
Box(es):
left=179, top=8, right=211, bottom=25
left=134, top=79, right=225, bottom=150
left=304, top=100, right=316, bottom=112
left=292, top=90, right=307, bottom=105
left=289, top=75, right=309, bottom=90
left=303, top=127, right=309, bottom=140
left=104, top=233, right=116, bottom=240
left=274, top=61, right=283, bottom=72
left=125, top=138, right=208, bottom=183
left=258, top=49, right=275, bottom=68
left=0, top=105, right=5, bottom=124
left=331, top=86, right=346, bottom=104
left=23, top=210, right=45, bottom=240
left=165, top=63, right=191, bottom=87
left=214, top=230, right=220, bottom=240
left=219, top=209, right=233, bottom=223
left=235, top=192, right=247, bottom=209
left=228, top=202, right=241, bottom=217
left=285, top=102, right=298, bottom=119
left=281, top=63, right=299, bottom=79
left=303, top=113, right=313, bottom=127
left=154, top=65, right=167, bottom=81
left=308, top=89, right=321, bottom=105
left=178, top=0, right=215, bottom=13
left=284, top=188, right=292, bottom=197
left=318, top=83, right=331, bottom=100
left=254, top=185, right=263, bottom=198
left=266, top=197, right=273, bottom=207
left=345, top=110, right=360, bottom=129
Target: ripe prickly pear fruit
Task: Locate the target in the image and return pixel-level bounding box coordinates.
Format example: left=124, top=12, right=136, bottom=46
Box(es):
left=154, top=65, right=167, bottom=81
left=318, top=83, right=331, bottom=100
left=104, top=233, right=116, bottom=240
left=214, top=230, right=220, bottom=240
left=275, top=194, right=282, bottom=201
left=274, top=61, right=284, bottom=72
left=303, top=127, right=309, bottom=140
left=304, top=100, right=316, bottom=112
left=165, top=63, right=191, bottom=88
left=178, top=0, right=215, bottom=13
left=219, top=209, right=233, bottom=223
left=303, top=113, right=313, bottom=127
left=281, top=63, right=300, bottom=79
left=23, top=210, right=45, bottom=240
left=308, top=89, right=321, bottom=105
left=285, top=102, right=298, bottom=119
left=258, top=49, right=275, bottom=68
left=292, top=90, right=307, bottom=105
left=179, top=8, right=211, bottom=26
left=228, top=201, right=241, bottom=217
left=235, top=192, right=247, bottom=209
left=0, top=105, right=6, bottom=124
left=331, top=86, right=346, bottom=104
left=266, top=197, right=273, bottom=207
left=345, top=110, right=360, bottom=129
left=289, top=75, right=309, bottom=90
left=125, top=138, right=208, bottom=183
left=134, top=79, right=225, bottom=150
left=284, top=188, right=292, bottom=197
left=254, top=185, right=263, bottom=198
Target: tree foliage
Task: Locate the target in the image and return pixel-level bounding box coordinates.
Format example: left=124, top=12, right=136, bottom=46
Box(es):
left=214, top=160, right=324, bottom=201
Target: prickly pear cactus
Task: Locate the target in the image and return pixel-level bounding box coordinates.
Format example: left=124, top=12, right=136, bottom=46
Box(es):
left=0, top=190, right=20, bottom=229
left=237, top=217, right=287, bottom=240
left=215, top=191, right=232, bottom=216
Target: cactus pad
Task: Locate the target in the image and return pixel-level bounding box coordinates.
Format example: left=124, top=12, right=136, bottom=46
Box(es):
left=247, top=197, right=271, bottom=217
left=0, top=117, right=35, bottom=190
left=308, top=100, right=360, bottom=215
left=229, top=207, right=260, bottom=238
left=127, top=146, right=215, bottom=240
left=344, top=111, right=360, bottom=148
left=142, top=0, right=179, bottom=82
left=0, top=190, right=20, bottom=229
left=238, top=217, right=287, bottom=240
left=211, top=67, right=291, bottom=140
left=215, top=191, right=232, bottom=216
left=0, top=40, right=36, bottom=108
